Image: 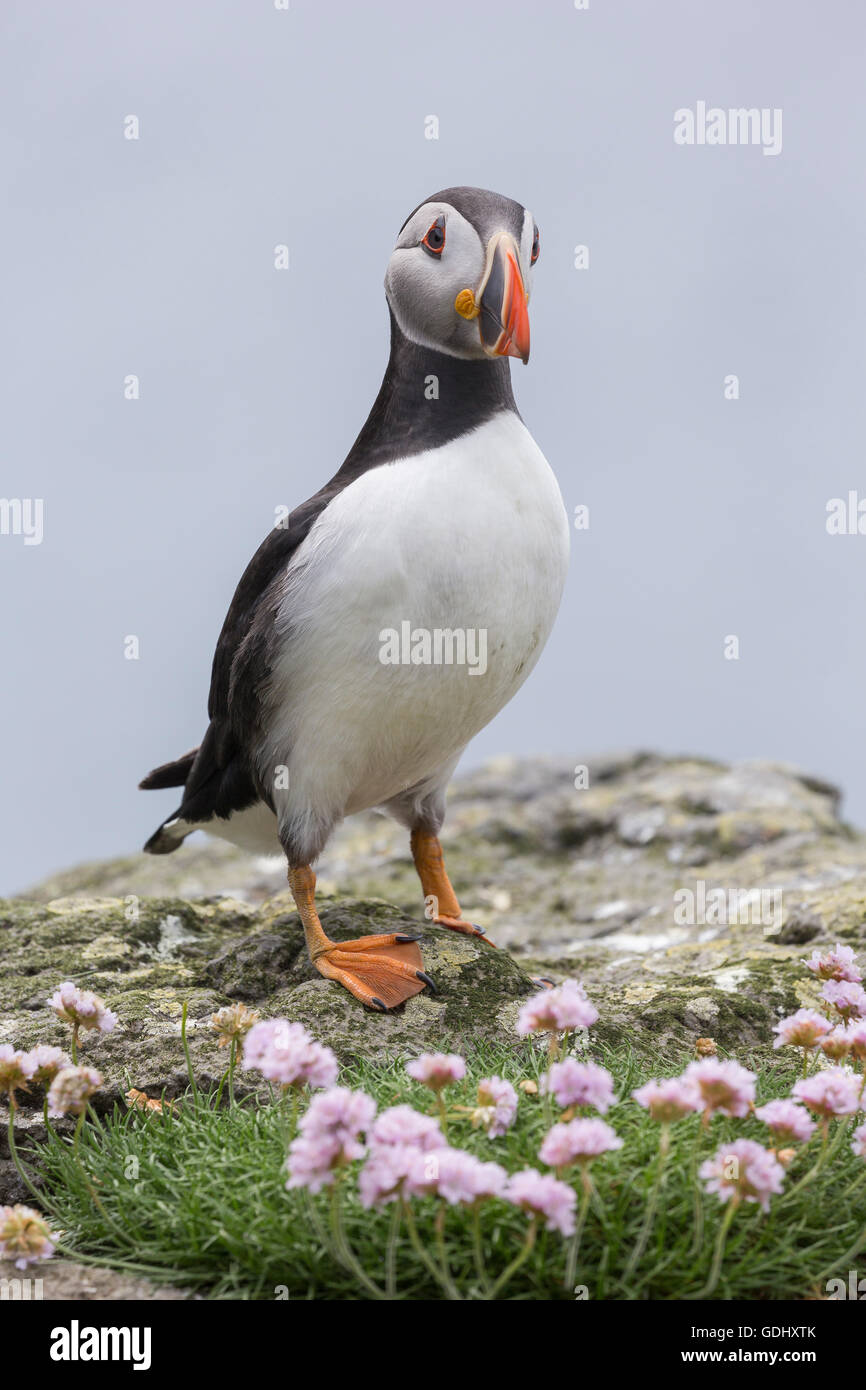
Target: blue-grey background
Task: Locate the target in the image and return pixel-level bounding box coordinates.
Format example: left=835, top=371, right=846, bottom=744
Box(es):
left=2, top=0, right=864, bottom=892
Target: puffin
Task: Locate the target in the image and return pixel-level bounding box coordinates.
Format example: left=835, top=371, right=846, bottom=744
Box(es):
left=141, top=186, right=570, bottom=1012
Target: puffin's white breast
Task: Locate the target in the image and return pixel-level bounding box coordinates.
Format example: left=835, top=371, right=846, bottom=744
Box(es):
left=260, top=410, right=570, bottom=821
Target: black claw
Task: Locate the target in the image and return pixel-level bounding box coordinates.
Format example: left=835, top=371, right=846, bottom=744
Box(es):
left=416, top=970, right=438, bottom=993
left=396, top=933, right=422, bottom=943
left=533, top=976, right=556, bottom=989
left=370, top=997, right=388, bottom=1012
left=471, top=923, right=486, bottom=935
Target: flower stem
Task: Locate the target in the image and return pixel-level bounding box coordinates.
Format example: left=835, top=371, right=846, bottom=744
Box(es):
left=487, top=1217, right=537, bottom=1301
left=328, top=1177, right=385, bottom=1299
left=471, top=1205, right=491, bottom=1296
left=385, top=1203, right=401, bottom=1299
left=564, top=1172, right=593, bottom=1291
left=433, top=1203, right=461, bottom=1300
left=689, top=1197, right=739, bottom=1299
left=403, top=1201, right=458, bottom=1299
left=624, top=1124, right=669, bottom=1282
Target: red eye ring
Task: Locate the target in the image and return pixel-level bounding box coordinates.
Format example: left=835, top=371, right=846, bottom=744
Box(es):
left=421, top=216, right=446, bottom=257
left=531, top=225, right=540, bottom=265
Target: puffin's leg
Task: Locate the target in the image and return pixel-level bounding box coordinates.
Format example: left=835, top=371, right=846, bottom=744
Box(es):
left=409, top=828, right=497, bottom=947
left=288, top=864, right=436, bottom=1011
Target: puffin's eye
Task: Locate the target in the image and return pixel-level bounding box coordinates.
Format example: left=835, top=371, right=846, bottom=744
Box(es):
left=531, top=225, right=540, bottom=265
left=421, top=216, right=446, bottom=257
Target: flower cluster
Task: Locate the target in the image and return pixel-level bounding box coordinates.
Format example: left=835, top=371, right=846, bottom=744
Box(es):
left=243, top=1019, right=338, bottom=1091
left=0, top=1204, right=56, bottom=1270
left=47, top=982, right=117, bottom=1035
left=517, top=979, right=599, bottom=1036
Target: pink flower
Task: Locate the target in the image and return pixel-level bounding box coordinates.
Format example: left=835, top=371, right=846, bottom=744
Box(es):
left=851, top=1122, right=866, bottom=1159
left=819, top=1029, right=852, bottom=1062
left=804, top=943, right=862, bottom=983
left=699, top=1139, right=785, bottom=1213
left=772, top=1009, right=832, bottom=1050
left=542, top=1059, right=615, bottom=1114
left=792, top=1068, right=863, bottom=1119
left=0, top=1046, right=36, bottom=1100
left=405, top=1147, right=508, bottom=1205
left=406, top=1053, right=466, bottom=1092
left=539, top=1117, right=622, bottom=1170
left=0, top=1205, right=55, bottom=1270
left=358, top=1144, right=418, bottom=1208
left=754, top=1099, right=816, bottom=1145
left=517, top=980, right=599, bottom=1036
left=682, top=1058, right=756, bottom=1118
left=505, top=1169, right=577, bottom=1236
left=368, top=1105, right=445, bottom=1152
left=47, top=1065, right=102, bottom=1118
left=242, top=1019, right=338, bottom=1091
left=285, top=1086, right=376, bottom=1193
left=632, top=1077, right=700, bottom=1123
left=472, top=1077, right=518, bottom=1137
left=25, top=1046, right=71, bottom=1086
left=822, top=980, right=866, bottom=1021
left=47, top=982, right=117, bottom=1033
left=842, top=1020, right=866, bottom=1062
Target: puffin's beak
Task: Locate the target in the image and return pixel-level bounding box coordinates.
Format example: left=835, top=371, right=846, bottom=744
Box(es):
left=478, top=233, right=530, bottom=364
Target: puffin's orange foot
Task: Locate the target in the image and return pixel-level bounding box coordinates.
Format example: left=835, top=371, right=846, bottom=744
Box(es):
left=433, top=915, right=498, bottom=948
left=314, top=934, right=436, bottom=1011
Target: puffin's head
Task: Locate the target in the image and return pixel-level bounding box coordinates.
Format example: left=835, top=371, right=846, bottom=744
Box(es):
left=385, top=185, right=537, bottom=364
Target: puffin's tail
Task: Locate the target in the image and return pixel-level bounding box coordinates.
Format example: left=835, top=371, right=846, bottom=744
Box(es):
left=139, top=748, right=198, bottom=790
left=140, top=748, right=199, bottom=855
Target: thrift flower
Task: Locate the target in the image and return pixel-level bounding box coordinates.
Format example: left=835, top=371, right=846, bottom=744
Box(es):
left=517, top=979, right=598, bottom=1036
left=792, top=1068, right=862, bottom=1118
left=819, top=1029, right=852, bottom=1062
left=0, top=1205, right=55, bottom=1270
left=242, top=1019, right=338, bottom=1090
left=210, top=1003, right=261, bottom=1048
left=358, top=1144, right=418, bottom=1208
left=851, top=1122, right=866, bottom=1159
left=754, top=1099, right=816, bottom=1145
left=25, top=1046, right=70, bottom=1086
left=772, top=1009, right=832, bottom=1050
left=700, top=1139, right=785, bottom=1213
left=368, top=1105, right=445, bottom=1152
left=47, top=982, right=117, bottom=1034
left=471, top=1076, right=518, bottom=1137
left=804, top=943, right=862, bottom=983
left=506, top=1169, right=576, bottom=1236
left=695, top=1037, right=718, bottom=1058
left=406, top=1053, right=466, bottom=1091
left=285, top=1086, right=375, bottom=1192
left=842, top=1020, right=866, bottom=1062
left=682, top=1058, right=756, bottom=1119
left=47, top=1065, right=102, bottom=1118
left=822, top=980, right=866, bottom=1022
left=539, top=1117, right=622, bottom=1171
left=405, top=1147, right=508, bottom=1205
left=0, top=1046, right=35, bottom=1103
left=542, top=1059, right=615, bottom=1114
left=632, top=1077, right=700, bottom=1124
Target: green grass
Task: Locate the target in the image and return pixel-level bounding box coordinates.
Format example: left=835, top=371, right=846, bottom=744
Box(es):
left=22, top=1042, right=866, bottom=1301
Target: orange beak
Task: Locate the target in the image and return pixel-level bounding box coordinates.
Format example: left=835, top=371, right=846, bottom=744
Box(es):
left=478, top=233, right=530, bottom=364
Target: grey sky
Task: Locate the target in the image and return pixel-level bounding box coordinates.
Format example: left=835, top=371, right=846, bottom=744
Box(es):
left=2, top=0, right=864, bottom=892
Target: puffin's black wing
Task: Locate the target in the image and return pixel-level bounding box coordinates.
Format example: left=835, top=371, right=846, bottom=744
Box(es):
left=140, top=486, right=340, bottom=851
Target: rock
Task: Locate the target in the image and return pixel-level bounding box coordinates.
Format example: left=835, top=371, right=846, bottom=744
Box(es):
left=4, top=752, right=866, bottom=1162
left=0, top=1258, right=191, bottom=1300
